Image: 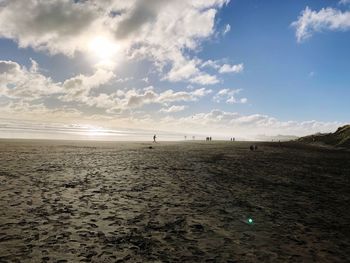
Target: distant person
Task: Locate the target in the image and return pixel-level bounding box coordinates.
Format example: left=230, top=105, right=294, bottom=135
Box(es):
left=209, top=137, right=212, bottom=141
left=153, top=134, right=157, bottom=143
left=250, top=145, right=254, bottom=151
left=254, top=145, right=258, bottom=150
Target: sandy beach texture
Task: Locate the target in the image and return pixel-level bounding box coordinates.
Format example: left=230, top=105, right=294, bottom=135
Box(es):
left=0, top=140, right=349, bottom=262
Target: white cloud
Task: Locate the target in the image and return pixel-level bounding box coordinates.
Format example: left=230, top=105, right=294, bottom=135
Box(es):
left=0, top=59, right=118, bottom=113
left=0, top=0, right=98, bottom=56
left=165, top=58, right=219, bottom=85
left=223, top=24, right=231, bottom=35
left=0, top=59, right=215, bottom=116
left=292, top=6, right=350, bottom=42
left=189, top=73, right=220, bottom=85
left=0, top=59, right=117, bottom=105
left=84, top=87, right=213, bottom=112
left=84, top=86, right=212, bottom=113
left=0, top=0, right=231, bottom=84
left=166, top=59, right=199, bottom=82
left=219, top=63, right=244, bottom=74
left=0, top=60, right=60, bottom=100
left=201, top=59, right=221, bottom=70
left=201, top=60, right=245, bottom=76
left=60, top=69, right=115, bottom=103
left=160, top=105, right=187, bottom=113
left=213, top=88, right=247, bottom=104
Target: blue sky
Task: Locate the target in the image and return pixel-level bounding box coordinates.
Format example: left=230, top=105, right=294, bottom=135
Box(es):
left=216, top=0, right=350, bottom=122
left=0, top=0, right=349, bottom=140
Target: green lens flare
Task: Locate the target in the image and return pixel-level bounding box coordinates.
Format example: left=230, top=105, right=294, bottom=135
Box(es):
left=248, top=218, right=253, bottom=224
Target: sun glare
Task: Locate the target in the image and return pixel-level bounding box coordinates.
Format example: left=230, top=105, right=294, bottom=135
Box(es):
left=85, top=127, right=110, bottom=137
left=88, top=36, right=119, bottom=62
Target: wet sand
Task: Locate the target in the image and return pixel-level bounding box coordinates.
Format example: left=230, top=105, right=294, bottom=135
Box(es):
left=0, top=140, right=349, bottom=262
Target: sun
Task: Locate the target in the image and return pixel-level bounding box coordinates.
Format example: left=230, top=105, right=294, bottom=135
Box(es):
left=88, top=36, right=119, bottom=62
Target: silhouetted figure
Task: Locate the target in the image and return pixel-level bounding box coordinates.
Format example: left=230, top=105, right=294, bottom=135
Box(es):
left=153, top=134, right=157, bottom=143
left=232, top=137, right=235, bottom=142
left=250, top=145, right=254, bottom=151
left=209, top=137, right=212, bottom=141
left=230, top=138, right=232, bottom=141
left=254, top=145, right=258, bottom=150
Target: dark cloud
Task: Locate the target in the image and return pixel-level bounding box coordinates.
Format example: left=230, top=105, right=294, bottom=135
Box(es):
left=8, top=0, right=95, bottom=36
left=115, top=0, right=168, bottom=38
left=0, top=60, right=21, bottom=75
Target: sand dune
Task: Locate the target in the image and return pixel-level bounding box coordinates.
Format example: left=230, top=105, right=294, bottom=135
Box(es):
left=298, top=125, right=350, bottom=148
left=0, top=140, right=349, bottom=262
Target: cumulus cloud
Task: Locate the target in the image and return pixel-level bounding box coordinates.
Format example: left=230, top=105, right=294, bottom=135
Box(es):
left=189, top=73, right=219, bottom=85
left=213, top=88, right=247, bottom=104
left=201, top=60, right=244, bottom=75
left=100, top=87, right=212, bottom=112
left=0, top=59, right=117, bottom=105
left=201, top=59, right=221, bottom=70
left=114, top=0, right=169, bottom=39
left=0, top=0, right=98, bottom=56
left=163, top=56, right=220, bottom=85
left=59, top=84, right=212, bottom=113
left=0, top=60, right=60, bottom=100
left=0, top=60, right=20, bottom=74
left=292, top=6, right=350, bottom=42
left=160, top=105, right=187, bottom=113
left=219, top=63, right=244, bottom=74
left=0, top=59, right=214, bottom=116
left=0, top=0, right=231, bottom=84
left=60, top=69, right=115, bottom=103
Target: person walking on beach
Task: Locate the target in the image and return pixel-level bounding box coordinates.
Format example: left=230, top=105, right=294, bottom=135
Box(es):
left=153, top=134, right=157, bottom=143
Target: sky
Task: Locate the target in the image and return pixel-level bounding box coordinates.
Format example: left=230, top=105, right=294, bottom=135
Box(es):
left=0, top=0, right=349, bottom=140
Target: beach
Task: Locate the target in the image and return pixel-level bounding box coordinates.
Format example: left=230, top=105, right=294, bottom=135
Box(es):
left=0, top=139, right=349, bottom=262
